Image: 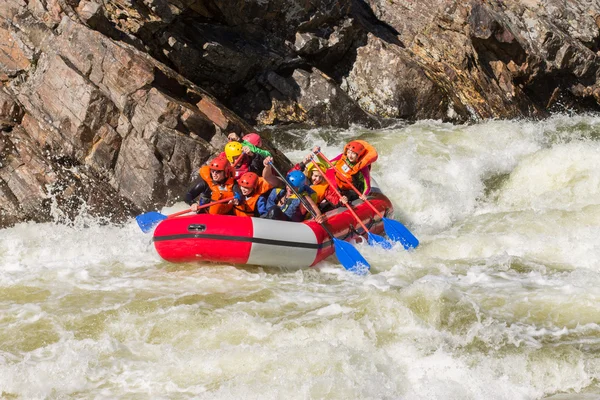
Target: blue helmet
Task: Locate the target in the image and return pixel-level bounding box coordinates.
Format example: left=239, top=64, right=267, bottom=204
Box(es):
left=287, top=170, right=307, bottom=189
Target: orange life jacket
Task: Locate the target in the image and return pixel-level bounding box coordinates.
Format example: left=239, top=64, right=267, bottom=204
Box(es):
left=333, top=140, right=377, bottom=190
left=233, top=178, right=273, bottom=217
left=310, top=182, right=329, bottom=203
left=199, top=165, right=236, bottom=214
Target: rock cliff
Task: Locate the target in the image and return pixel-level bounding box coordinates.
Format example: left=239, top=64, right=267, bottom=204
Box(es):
left=1, top=0, right=600, bottom=226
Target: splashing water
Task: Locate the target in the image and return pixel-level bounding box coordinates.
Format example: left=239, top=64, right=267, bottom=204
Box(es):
left=1, top=114, right=600, bottom=399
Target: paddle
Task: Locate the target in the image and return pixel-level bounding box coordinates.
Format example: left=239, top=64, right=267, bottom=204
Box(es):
left=309, top=157, right=392, bottom=249
left=137, top=153, right=246, bottom=233
left=316, top=151, right=419, bottom=250
left=136, top=197, right=232, bottom=233
left=268, top=161, right=370, bottom=274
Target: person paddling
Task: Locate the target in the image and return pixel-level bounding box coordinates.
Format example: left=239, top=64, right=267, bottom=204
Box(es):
left=314, top=140, right=377, bottom=202
left=305, top=161, right=349, bottom=212
left=231, top=157, right=282, bottom=217
left=263, top=170, right=324, bottom=223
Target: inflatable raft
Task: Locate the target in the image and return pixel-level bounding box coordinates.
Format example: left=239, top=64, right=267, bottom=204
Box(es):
left=152, top=187, right=393, bottom=268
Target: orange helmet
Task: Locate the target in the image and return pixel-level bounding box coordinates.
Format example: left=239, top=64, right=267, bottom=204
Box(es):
left=345, top=141, right=366, bottom=158
left=208, top=156, right=229, bottom=171
left=239, top=172, right=259, bottom=189
left=242, top=133, right=262, bottom=147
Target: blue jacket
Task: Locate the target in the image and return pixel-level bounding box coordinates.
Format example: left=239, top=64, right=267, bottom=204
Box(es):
left=256, top=194, right=270, bottom=216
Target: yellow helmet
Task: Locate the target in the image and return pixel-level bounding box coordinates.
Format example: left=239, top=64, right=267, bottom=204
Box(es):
left=224, top=141, right=243, bottom=163
left=305, top=161, right=328, bottom=179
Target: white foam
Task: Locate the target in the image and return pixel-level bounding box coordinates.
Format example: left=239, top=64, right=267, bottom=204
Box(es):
left=2, top=114, right=600, bottom=398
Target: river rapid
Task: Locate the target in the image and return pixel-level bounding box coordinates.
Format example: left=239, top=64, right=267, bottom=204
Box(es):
left=1, top=115, right=600, bottom=399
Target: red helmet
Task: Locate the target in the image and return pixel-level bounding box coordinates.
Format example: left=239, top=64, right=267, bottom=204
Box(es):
left=346, top=141, right=366, bottom=158
left=239, top=172, right=259, bottom=189
left=242, top=133, right=262, bottom=147
left=208, top=156, right=229, bottom=171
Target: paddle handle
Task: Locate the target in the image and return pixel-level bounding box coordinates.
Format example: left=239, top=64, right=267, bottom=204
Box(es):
left=310, top=158, right=372, bottom=235
left=231, top=152, right=244, bottom=168
left=316, top=151, right=384, bottom=219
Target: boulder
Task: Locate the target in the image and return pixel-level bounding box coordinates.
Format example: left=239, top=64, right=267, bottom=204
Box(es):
left=342, top=33, right=450, bottom=120
left=256, top=68, right=381, bottom=128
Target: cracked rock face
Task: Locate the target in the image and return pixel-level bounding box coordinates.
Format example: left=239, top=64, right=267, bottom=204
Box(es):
left=0, top=10, right=286, bottom=226
left=2, top=0, right=600, bottom=226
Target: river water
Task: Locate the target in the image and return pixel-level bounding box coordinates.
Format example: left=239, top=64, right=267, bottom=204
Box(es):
left=1, top=115, right=600, bottom=399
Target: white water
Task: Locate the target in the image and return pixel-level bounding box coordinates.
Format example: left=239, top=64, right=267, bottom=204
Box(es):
left=1, top=115, right=600, bottom=399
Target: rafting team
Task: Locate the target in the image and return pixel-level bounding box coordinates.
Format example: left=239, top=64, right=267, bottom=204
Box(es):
left=184, top=132, right=378, bottom=224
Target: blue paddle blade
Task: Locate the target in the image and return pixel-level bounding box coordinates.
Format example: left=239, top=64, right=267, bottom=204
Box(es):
left=136, top=211, right=167, bottom=233
left=367, top=232, right=393, bottom=249
left=332, top=237, right=370, bottom=274
left=383, top=218, right=419, bottom=249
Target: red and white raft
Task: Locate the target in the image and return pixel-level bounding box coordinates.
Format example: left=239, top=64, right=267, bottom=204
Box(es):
left=153, top=189, right=393, bottom=268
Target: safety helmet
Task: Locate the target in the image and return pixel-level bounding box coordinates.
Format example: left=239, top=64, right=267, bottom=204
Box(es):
left=208, top=156, right=229, bottom=171
left=345, top=141, right=366, bottom=158
left=242, top=133, right=262, bottom=147
left=224, top=141, right=243, bottom=163
left=239, top=172, right=259, bottom=189
left=305, top=161, right=328, bottom=179
left=287, top=170, right=307, bottom=189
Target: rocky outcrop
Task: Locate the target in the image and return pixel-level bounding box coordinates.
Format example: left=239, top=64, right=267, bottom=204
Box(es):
left=0, top=7, right=286, bottom=226
left=341, top=33, right=451, bottom=120
left=248, top=68, right=381, bottom=127
left=357, top=0, right=600, bottom=119
left=2, top=0, right=600, bottom=226
left=56, top=0, right=600, bottom=122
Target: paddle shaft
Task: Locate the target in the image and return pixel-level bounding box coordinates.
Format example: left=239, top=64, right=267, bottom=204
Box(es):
left=194, top=196, right=234, bottom=211
left=268, top=162, right=337, bottom=239
left=168, top=208, right=193, bottom=218
left=316, top=151, right=385, bottom=219
left=310, top=158, right=373, bottom=235
left=161, top=196, right=234, bottom=220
